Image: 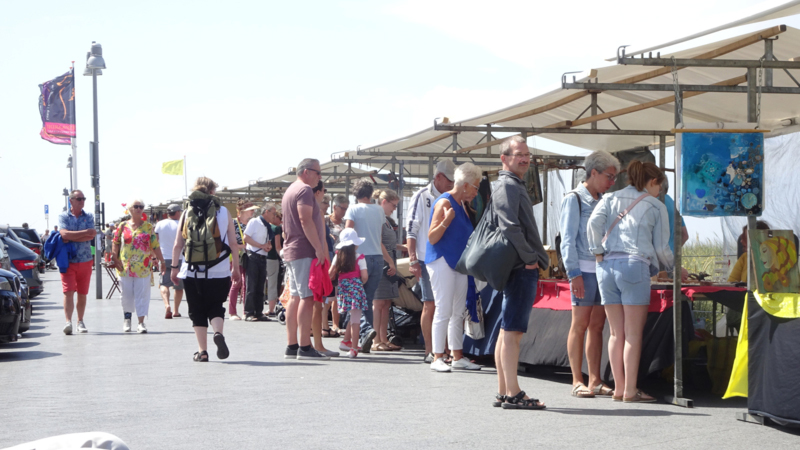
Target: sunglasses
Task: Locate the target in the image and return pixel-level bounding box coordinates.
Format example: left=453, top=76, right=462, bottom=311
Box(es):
left=307, top=168, right=321, bottom=176
left=73, top=197, right=87, bottom=201
left=131, top=205, right=144, bottom=210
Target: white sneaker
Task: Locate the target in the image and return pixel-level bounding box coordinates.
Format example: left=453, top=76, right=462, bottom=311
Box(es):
left=137, top=323, right=148, bottom=334
left=77, top=321, right=88, bottom=333
left=348, top=349, right=358, bottom=359
left=339, top=341, right=353, bottom=352
left=451, top=357, right=482, bottom=371
left=123, top=319, right=132, bottom=332
left=63, top=321, right=73, bottom=335
left=430, top=358, right=452, bottom=373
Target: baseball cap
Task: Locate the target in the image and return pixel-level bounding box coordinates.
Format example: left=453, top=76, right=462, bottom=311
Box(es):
left=434, top=160, right=456, bottom=181
left=167, top=204, right=183, bottom=214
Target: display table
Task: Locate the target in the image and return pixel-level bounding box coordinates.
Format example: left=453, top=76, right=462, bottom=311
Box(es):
left=464, top=280, right=746, bottom=381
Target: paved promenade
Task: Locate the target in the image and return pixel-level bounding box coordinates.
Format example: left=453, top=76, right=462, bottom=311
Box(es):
left=0, top=270, right=797, bottom=449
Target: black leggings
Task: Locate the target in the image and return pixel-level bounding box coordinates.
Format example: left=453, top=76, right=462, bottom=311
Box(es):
left=184, top=276, right=231, bottom=327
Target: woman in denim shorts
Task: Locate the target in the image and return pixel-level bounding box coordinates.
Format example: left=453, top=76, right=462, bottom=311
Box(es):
left=559, top=150, right=619, bottom=399
left=587, top=160, right=673, bottom=403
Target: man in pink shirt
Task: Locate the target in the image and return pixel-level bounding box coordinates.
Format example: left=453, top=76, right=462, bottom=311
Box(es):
left=281, top=158, right=330, bottom=360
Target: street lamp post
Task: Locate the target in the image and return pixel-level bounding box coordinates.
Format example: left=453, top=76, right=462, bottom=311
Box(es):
left=84, top=41, right=106, bottom=300
left=67, top=156, right=73, bottom=191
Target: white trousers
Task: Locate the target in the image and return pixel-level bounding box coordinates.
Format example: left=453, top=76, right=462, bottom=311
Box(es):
left=120, top=276, right=151, bottom=318
left=426, top=257, right=468, bottom=354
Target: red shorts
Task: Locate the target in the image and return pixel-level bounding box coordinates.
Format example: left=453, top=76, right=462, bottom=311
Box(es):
left=61, top=261, right=93, bottom=295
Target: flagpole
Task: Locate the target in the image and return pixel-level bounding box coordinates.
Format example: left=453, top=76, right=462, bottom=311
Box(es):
left=184, top=155, right=187, bottom=197
left=70, top=63, right=78, bottom=190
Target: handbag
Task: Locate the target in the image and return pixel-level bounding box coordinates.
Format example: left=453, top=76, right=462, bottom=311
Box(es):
left=464, top=295, right=485, bottom=340
left=455, top=197, right=519, bottom=291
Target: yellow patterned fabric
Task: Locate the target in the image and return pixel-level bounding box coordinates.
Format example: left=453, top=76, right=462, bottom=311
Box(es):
left=723, top=290, right=800, bottom=398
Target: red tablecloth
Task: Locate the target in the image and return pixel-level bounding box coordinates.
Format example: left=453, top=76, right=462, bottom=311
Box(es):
left=532, top=280, right=746, bottom=313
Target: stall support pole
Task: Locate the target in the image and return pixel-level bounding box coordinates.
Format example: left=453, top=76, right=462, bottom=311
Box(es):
left=590, top=92, right=598, bottom=131
left=452, top=134, right=458, bottom=162
left=736, top=65, right=761, bottom=425
left=486, top=125, right=493, bottom=155
left=670, top=89, right=692, bottom=408
left=428, top=157, right=434, bottom=181
left=397, top=160, right=405, bottom=254
left=542, top=160, right=549, bottom=245
left=659, top=135, right=666, bottom=203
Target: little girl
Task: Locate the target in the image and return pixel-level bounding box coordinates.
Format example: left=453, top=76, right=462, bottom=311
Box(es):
left=329, top=228, right=369, bottom=358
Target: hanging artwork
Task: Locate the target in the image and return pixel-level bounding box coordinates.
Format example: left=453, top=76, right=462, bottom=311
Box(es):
left=748, top=229, right=799, bottom=294
left=676, top=130, right=764, bottom=216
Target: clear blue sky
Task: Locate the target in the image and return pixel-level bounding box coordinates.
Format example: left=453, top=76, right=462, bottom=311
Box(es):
left=1, top=0, right=795, bottom=242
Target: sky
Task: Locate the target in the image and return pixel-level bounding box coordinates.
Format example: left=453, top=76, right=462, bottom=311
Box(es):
left=1, top=0, right=798, bottom=242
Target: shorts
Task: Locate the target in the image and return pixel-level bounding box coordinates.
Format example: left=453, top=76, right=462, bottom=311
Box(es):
left=417, top=260, right=434, bottom=302
left=183, top=276, right=231, bottom=327
left=61, top=260, right=93, bottom=295
left=570, top=271, right=602, bottom=307
left=500, top=266, right=539, bottom=333
left=159, top=259, right=184, bottom=290
left=285, top=257, right=313, bottom=299
left=597, top=259, right=651, bottom=306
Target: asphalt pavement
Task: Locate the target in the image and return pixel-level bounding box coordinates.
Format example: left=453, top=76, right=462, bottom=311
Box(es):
left=1, top=269, right=798, bottom=449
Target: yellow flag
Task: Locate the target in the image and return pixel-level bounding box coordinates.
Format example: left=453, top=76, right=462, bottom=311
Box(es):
left=723, top=294, right=749, bottom=398
left=162, top=159, right=183, bottom=175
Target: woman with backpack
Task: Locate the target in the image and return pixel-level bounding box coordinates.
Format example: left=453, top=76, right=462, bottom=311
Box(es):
left=587, top=161, right=673, bottom=403
left=170, top=177, right=241, bottom=362
left=558, top=150, right=619, bottom=399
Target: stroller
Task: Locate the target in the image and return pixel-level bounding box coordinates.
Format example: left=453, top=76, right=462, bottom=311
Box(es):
left=386, top=275, right=423, bottom=347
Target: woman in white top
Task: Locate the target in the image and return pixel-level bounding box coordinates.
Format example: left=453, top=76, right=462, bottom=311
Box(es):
left=170, top=177, right=241, bottom=362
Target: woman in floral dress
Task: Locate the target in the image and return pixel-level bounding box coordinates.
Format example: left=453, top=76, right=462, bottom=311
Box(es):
left=112, top=198, right=165, bottom=333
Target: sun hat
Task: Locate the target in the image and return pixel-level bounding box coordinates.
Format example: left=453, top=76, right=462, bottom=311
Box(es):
left=244, top=205, right=259, bottom=212
left=336, top=228, right=365, bottom=249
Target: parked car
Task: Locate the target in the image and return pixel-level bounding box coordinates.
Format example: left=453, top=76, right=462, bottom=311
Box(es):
left=1, top=226, right=44, bottom=274
left=8, top=267, right=30, bottom=333
left=0, top=268, right=22, bottom=343
left=0, top=234, right=43, bottom=298
left=0, top=240, right=10, bottom=271
left=11, top=227, right=45, bottom=274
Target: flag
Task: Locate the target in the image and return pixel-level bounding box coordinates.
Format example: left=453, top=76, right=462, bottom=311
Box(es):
left=38, top=69, right=76, bottom=145
left=162, top=159, right=184, bottom=175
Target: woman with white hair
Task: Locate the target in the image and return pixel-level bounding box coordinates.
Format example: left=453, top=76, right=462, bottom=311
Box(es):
left=112, top=198, right=166, bottom=333
left=426, top=162, right=482, bottom=372
left=559, top=150, right=619, bottom=398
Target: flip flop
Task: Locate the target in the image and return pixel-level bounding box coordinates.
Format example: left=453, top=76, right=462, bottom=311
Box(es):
left=572, top=383, right=595, bottom=398
left=623, top=390, right=657, bottom=403
left=590, top=384, right=615, bottom=397
left=213, top=332, right=229, bottom=360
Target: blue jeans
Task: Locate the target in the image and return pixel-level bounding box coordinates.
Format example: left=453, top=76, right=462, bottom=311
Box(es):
left=350, top=254, right=383, bottom=341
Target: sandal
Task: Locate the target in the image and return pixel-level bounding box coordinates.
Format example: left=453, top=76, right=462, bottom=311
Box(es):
left=386, top=342, right=403, bottom=351
left=571, top=383, right=595, bottom=398
left=612, top=391, right=623, bottom=402
left=213, top=332, right=229, bottom=360
left=193, top=350, right=209, bottom=362
left=322, top=328, right=338, bottom=338
left=165, top=308, right=173, bottom=319
left=492, top=393, right=507, bottom=407
left=173, top=312, right=182, bottom=318
left=590, top=384, right=614, bottom=397
left=372, top=343, right=392, bottom=352
left=230, top=315, right=242, bottom=321
left=501, top=391, right=546, bottom=410
left=623, top=390, right=657, bottom=403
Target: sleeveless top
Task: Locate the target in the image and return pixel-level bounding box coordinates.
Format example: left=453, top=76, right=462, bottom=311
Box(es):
left=178, top=206, right=232, bottom=279
left=339, top=254, right=366, bottom=280
left=425, top=192, right=474, bottom=269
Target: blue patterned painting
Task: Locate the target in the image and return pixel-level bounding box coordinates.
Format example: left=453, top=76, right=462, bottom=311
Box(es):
left=677, top=132, right=764, bottom=217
